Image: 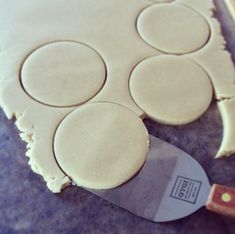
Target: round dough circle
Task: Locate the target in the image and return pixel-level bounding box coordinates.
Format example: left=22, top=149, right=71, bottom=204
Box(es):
left=129, top=55, right=213, bottom=125
left=54, top=102, right=149, bottom=189
left=21, top=41, right=106, bottom=107
left=137, top=4, right=210, bottom=54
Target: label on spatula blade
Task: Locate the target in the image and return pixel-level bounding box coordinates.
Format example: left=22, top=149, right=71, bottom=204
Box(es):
left=170, top=176, right=202, bottom=204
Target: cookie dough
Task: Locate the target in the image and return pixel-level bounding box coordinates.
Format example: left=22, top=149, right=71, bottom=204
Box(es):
left=0, top=0, right=234, bottom=192
left=21, top=41, right=106, bottom=107
left=130, top=55, right=213, bottom=125
left=54, top=102, right=149, bottom=189
left=217, top=98, right=235, bottom=157
left=224, top=0, right=235, bottom=21
left=137, top=3, right=210, bottom=54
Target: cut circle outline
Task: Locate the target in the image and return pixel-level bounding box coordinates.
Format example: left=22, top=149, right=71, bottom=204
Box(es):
left=136, top=3, right=211, bottom=55
left=53, top=101, right=149, bottom=189
left=129, top=54, right=213, bottom=125
left=20, top=40, right=107, bottom=108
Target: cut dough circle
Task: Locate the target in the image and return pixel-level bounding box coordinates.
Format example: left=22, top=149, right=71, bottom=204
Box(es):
left=137, top=4, right=210, bottom=54
left=54, top=102, right=149, bottom=189
left=21, top=41, right=106, bottom=107
left=129, top=55, right=213, bottom=125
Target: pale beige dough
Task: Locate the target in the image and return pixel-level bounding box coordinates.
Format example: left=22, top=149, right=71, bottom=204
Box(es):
left=137, top=3, right=210, bottom=54
left=54, top=102, right=149, bottom=189
left=21, top=41, right=106, bottom=107
left=0, top=0, right=154, bottom=192
left=217, top=98, right=235, bottom=157
left=130, top=55, right=213, bottom=125
left=151, top=0, right=174, bottom=2
left=0, top=0, right=234, bottom=193
left=224, top=0, right=235, bottom=21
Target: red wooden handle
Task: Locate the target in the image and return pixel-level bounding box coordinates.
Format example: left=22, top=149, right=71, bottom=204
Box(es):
left=206, top=184, right=235, bottom=219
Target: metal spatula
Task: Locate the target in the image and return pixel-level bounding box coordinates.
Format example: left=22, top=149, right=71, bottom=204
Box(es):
left=86, top=135, right=235, bottom=222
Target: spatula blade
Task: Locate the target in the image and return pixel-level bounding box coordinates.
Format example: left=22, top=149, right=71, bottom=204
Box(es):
left=86, top=135, right=211, bottom=222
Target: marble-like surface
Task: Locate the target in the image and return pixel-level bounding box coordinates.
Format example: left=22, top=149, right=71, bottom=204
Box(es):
left=0, top=1, right=235, bottom=233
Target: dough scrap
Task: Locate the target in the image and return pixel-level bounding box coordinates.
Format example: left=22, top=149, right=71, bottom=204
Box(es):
left=0, top=0, right=234, bottom=192
left=129, top=55, right=213, bottom=125
left=54, top=102, right=149, bottom=189
left=224, top=0, right=235, bottom=21
left=217, top=99, right=235, bottom=157
left=21, top=41, right=106, bottom=107
left=137, top=3, right=210, bottom=54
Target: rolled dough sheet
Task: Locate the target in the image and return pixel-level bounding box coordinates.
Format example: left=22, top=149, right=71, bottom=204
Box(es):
left=224, top=0, right=235, bottom=21
left=54, top=102, right=149, bottom=189
left=0, top=0, right=234, bottom=192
